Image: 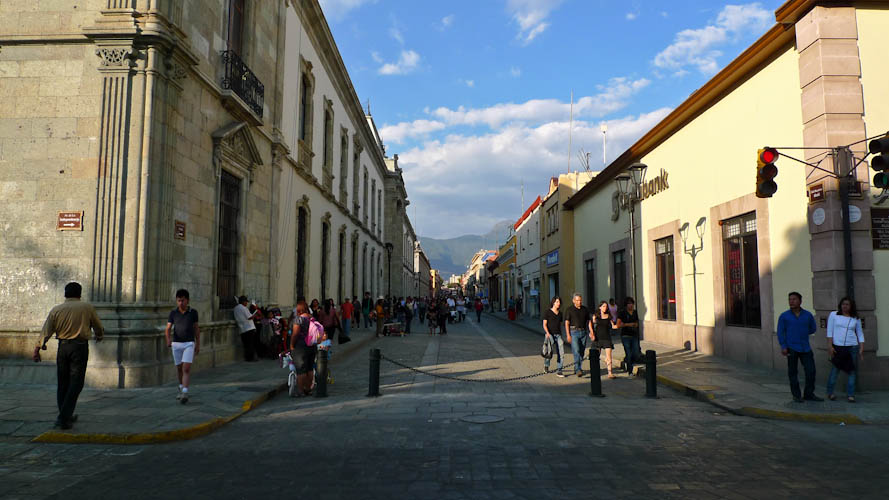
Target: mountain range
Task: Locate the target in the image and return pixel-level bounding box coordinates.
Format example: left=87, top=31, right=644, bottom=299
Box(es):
left=419, top=220, right=514, bottom=279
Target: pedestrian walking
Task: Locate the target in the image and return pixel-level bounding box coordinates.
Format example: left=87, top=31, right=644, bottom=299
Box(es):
left=289, top=301, right=319, bottom=396
left=33, top=282, right=104, bottom=430
left=438, top=299, right=449, bottom=334
left=374, top=298, right=385, bottom=337
left=475, top=297, right=483, bottom=322
left=405, top=297, right=414, bottom=334
left=362, top=292, right=373, bottom=329
left=341, top=297, right=354, bottom=342
left=564, top=293, right=593, bottom=377
left=776, top=291, right=821, bottom=403
left=234, top=295, right=260, bottom=362
left=594, top=301, right=616, bottom=379
left=456, top=297, right=466, bottom=323
left=427, top=300, right=438, bottom=335
left=417, top=297, right=427, bottom=326
left=318, top=298, right=340, bottom=344
left=543, top=296, right=566, bottom=377
left=309, top=298, right=321, bottom=319
left=165, top=289, right=200, bottom=404
left=616, top=297, right=641, bottom=377
left=826, top=297, right=865, bottom=403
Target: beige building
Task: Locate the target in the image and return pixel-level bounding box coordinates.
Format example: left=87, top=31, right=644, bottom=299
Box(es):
left=566, top=1, right=889, bottom=387
left=538, top=173, right=593, bottom=314
left=414, top=244, right=431, bottom=298
left=0, top=0, right=413, bottom=387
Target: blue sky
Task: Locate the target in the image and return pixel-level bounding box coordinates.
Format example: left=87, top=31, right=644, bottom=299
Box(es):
left=319, top=0, right=784, bottom=239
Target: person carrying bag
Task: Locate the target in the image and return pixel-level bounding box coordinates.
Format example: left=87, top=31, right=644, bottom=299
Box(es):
left=826, top=297, right=865, bottom=403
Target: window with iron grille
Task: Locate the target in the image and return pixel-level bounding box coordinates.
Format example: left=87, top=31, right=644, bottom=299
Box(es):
left=722, top=212, right=761, bottom=328
left=216, top=171, right=241, bottom=309
left=585, top=258, right=596, bottom=308
left=655, top=237, right=677, bottom=321
left=612, top=250, right=627, bottom=306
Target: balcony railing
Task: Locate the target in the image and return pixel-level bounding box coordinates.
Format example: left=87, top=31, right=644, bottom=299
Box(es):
left=221, top=50, right=264, bottom=118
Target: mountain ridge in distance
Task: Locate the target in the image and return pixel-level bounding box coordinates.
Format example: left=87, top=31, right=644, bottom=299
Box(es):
left=419, top=220, right=514, bottom=281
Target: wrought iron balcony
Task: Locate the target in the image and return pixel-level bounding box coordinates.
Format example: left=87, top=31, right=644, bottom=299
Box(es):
left=221, top=50, right=264, bottom=118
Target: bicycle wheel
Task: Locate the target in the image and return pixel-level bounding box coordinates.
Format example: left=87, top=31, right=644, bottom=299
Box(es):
left=288, top=371, right=298, bottom=397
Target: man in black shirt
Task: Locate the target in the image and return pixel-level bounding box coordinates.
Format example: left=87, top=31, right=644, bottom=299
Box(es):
left=564, top=293, right=593, bottom=377
left=165, top=289, right=200, bottom=404
left=617, top=297, right=641, bottom=377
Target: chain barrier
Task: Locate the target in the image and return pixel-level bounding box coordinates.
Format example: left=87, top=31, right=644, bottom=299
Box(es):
left=379, top=354, right=553, bottom=383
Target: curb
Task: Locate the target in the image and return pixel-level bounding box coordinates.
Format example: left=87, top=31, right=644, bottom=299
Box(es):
left=485, top=312, right=539, bottom=336
left=655, top=373, right=865, bottom=425
left=30, top=330, right=380, bottom=445
left=32, top=382, right=288, bottom=445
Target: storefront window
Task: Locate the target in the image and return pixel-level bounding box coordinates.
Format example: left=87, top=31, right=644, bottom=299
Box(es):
left=655, top=237, right=677, bottom=321
left=722, top=213, right=761, bottom=328
left=584, top=258, right=596, bottom=308
left=612, top=250, right=627, bottom=306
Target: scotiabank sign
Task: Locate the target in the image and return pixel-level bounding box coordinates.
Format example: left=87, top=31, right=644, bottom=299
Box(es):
left=640, top=169, right=669, bottom=200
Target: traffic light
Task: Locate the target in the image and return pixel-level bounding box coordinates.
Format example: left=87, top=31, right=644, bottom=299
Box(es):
left=869, top=136, right=889, bottom=189
left=756, top=147, right=779, bottom=198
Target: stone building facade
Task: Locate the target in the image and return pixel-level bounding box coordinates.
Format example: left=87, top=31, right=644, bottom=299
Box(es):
left=0, top=0, right=413, bottom=387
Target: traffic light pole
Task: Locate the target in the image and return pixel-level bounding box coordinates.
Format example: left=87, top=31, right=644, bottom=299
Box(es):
left=836, top=147, right=855, bottom=300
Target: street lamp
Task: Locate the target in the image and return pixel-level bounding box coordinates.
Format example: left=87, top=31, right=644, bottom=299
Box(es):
left=384, top=242, right=393, bottom=299
left=614, top=163, right=647, bottom=303
left=680, top=217, right=707, bottom=352
left=600, top=123, right=608, bottom=167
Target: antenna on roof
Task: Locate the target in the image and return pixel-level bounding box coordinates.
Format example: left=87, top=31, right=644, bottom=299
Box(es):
left=577, top=148, right=592, bottom=173
left=366, top=99, right=371, bottom=115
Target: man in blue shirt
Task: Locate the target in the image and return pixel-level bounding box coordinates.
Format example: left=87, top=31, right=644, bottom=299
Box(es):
left=777, top=291, right=822, bottom=403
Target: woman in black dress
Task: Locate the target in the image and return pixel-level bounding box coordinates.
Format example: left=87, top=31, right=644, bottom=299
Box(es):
left=594, top=301, right=616, bottom=379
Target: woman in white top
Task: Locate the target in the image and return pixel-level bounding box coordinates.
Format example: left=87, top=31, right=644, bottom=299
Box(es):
left=826, top=297, right=865, bottom=402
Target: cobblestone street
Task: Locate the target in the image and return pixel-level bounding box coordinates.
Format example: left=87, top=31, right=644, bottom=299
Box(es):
left=2, top=318, right=889, bottom=500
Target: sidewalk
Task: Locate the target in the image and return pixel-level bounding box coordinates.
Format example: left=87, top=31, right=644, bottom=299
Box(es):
left=487, top=310, right=889, bottom=424
left=0, top=326, right=377, bottom=444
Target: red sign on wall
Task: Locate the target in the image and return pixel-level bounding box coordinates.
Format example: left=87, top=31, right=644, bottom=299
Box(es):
left=57, top=211, right=83, bottom=231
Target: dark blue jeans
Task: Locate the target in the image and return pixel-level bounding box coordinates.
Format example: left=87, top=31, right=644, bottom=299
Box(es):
left=570, top=329, right=589, bottom=373
left=621, top=336, right=641, bottom=373
left=787, top=349, right=816, bottom=399
left=56, top=341, right=88, bottom=424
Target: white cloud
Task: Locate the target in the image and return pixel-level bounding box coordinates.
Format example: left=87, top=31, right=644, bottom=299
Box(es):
left=506, top=0, right=563, bottom=45
left=653, top=3, right=772, bottom=75
left=379, top=119, right=447, bottom=144
left=389, top=26, right=404, bottom=45
left=378, top=50, right=421, bottom=75
left=370, top=51, right=383, bottom=63
left=400, top=108, right=673, bottom=238
left=626, top=12, right=637, bottom=20
left=439, top=14, right=456, bottom=30
left=429, top=77, right=650, bottom=128
left=463, top=79, right=475, bottom=88
left=510, top=67, right=522, bottom=77
left=318, top=0, right=375, bottom=21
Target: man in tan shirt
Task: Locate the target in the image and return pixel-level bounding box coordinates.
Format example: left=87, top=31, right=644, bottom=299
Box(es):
left=33, top=282, right=104, bottom=430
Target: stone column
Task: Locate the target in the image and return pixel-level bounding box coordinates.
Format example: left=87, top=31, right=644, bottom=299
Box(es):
left=796, top=6, right=878, bottom=374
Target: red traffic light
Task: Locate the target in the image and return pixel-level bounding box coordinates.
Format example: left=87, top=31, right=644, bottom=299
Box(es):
left=759, top=147, right=779, bottom=164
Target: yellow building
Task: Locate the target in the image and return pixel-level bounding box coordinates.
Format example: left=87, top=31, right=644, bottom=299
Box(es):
left=491, top=235, right=516, bottom=310
left=566, top=1, right=889, bottom=387
left=539, top=173, right=594, bottom=314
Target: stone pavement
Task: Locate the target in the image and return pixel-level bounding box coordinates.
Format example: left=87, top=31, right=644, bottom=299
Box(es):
left=487, top=310, right=889, bottom=424
left=4, top=317, right=889, bottom=500
left=0, top=325, right=378, bottom=442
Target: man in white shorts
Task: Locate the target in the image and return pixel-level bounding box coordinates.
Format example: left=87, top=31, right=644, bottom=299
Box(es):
left=165, top=289, right=200, bottom=404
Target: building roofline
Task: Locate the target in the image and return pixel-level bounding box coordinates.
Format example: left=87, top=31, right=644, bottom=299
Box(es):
left=564, top=17, right=796, bottom=209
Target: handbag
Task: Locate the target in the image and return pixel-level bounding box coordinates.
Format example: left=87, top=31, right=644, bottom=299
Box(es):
left=830, top=316, right=858, bottom=374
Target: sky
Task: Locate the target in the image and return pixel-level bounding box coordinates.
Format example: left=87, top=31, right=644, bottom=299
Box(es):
left=319, top=0, right=784, bottom=239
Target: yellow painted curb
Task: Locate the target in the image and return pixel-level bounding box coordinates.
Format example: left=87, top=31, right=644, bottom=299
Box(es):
left=738, top=407, right=864, bottom=425
left=656, top=374, right=866, bottom=425
left=32, top=383, right=287, bottom=445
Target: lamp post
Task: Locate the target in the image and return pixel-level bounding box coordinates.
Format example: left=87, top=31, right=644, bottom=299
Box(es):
left=614, top=163, right=647, bottom=302
left=680, top=217, right=707, bottom=352
left=384, top=242, right=393, bottom=299
left=600, top=123, right=608, bottom=167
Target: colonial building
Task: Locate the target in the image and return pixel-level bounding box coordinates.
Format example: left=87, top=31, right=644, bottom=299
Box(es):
left=565, top=1, right=889, bottom=387
left=414, top=244, right=431, bottom=298
left=0, top=0, right=414, bottom=387
left=515, top=196, right=542, bottom=317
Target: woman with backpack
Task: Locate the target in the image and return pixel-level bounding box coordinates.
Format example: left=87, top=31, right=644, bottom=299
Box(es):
left=289, top=301, right=324, bottom=396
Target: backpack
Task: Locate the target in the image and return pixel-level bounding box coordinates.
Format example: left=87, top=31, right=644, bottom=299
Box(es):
left=305, top=317, right=324, bottom=347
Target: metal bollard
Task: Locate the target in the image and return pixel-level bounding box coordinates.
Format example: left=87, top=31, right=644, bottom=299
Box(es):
left=315, top=349, right=328, bottom=398
left=589, top=347, right=605, bottom=397
left=644, top=349, right=657, bottom=398
left=367, top=348, right=381, bottom=397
